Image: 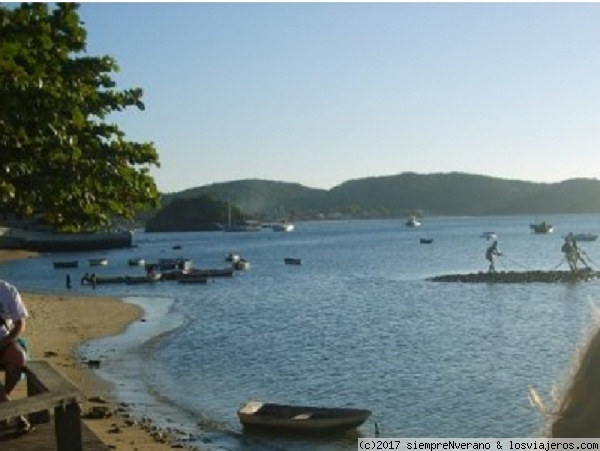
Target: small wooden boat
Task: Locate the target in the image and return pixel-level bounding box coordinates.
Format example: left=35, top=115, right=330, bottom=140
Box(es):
left=419, top=238, right=433, bottom=244
left=187, top=268, right=235, bottom=278
left=92, top=275, right=126, bottom=284
left=127, top=258, right=145, bottom=266
left=125, top=273, right=162, bottom=284
left=145, top=258, right=192, bottom=271
left=237, top=401, right=371, bottom=432
left=53, top=260, right=78, bottom=269
left=88, top=257, right=108, bottom=266
left=233, top=259, right=251, bottom=270
left=284, top=258, right=302, bottom=265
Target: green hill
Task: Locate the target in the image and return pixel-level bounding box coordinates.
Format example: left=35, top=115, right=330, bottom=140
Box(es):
left=144, top=173, right=600, bottom=231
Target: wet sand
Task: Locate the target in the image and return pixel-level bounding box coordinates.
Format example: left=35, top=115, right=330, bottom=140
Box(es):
left=0, top=250, right=201, bottom=450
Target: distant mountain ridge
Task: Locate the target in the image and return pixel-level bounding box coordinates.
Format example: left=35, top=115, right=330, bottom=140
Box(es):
left=145, top=172, right=600, bottom=231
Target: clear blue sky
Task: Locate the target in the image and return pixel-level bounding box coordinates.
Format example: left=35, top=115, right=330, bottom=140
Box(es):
left=78, top=2, right=600, bottom=193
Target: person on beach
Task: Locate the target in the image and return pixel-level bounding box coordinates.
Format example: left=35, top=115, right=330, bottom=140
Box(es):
left=485, top=240, right=501, bottom=273
left=0, top=279, right=32, bottom=432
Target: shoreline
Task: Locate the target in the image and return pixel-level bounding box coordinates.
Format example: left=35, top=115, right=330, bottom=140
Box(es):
left=0, top=250, right=201, bottom=450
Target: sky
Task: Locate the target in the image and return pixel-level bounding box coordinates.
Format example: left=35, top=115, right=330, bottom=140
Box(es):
left=76, top=2, right=600, bottom=193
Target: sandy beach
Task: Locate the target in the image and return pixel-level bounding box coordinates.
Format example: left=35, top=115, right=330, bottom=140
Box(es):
left=0, top=250, right=198, bottom=450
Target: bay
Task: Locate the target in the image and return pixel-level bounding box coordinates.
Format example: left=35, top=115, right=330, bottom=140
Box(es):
left=3, top=214, right=600, bottom=450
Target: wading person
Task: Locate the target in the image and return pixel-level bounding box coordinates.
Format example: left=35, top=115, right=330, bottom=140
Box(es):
left=485, top=240, right=501, bottom=273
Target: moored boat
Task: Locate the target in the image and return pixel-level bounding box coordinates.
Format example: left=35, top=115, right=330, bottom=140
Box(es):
left=237, top=401, right=371, bottom=432
left=53, top=260, right=78, bottom=269
left=225, top=252, right=240, bottom=263
left=405, top=216, right=421, bottom=227
left=272, top=222, right=295, bottom=232
left=419, top=237, right=433, bottom=244
left=186, top=268, right=235, bottom=278
left=284, top=258, right=302, bottom=265
left=90, top=275, right=126, bottom=284
left=127, top=258, right=145, bottom=266
left=565, top=232, right=598, bottom=242
left=233, top=259, right=250, bottom=270
left=125, top=273, right=161, bottom=284
left=88, top=257, right=108, bottom=266
left=224, top=220, right=262, bottom=232
left=530, top=222, right=553, bottom=234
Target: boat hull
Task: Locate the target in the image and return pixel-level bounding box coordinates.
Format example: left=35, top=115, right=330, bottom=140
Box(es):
left=0, top=227, right=133, bottom=252
left=237, top=402, right=371, bottom=433
left=53, top=261, right=78, bottom=269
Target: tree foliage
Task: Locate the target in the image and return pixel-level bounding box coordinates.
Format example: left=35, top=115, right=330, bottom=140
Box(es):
left=0, top=3, right=160, bottom=231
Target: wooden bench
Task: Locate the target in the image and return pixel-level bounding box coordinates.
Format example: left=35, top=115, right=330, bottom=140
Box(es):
left=0, top=360, right=84, bottom=451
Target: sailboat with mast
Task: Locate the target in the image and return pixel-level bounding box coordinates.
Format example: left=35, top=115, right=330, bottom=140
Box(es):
left=272, top=205, right=295, bottom=232
left=224, top=196, right=261, bottom=232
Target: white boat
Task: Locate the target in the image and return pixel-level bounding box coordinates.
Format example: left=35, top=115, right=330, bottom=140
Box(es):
left=565, top=232, right=598, bottom=242
left=88, top=257, right=108, bottom=266
left=225, top=252, right=240, bottom=263
left=405, top=216, right=421, bottom=227
left=272, top=222, right=295, bottom=232
left=237, top=401, right=371, bottom=433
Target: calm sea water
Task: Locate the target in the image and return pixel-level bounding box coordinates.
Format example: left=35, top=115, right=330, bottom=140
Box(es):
left=3, top=215, right=600, bottom=450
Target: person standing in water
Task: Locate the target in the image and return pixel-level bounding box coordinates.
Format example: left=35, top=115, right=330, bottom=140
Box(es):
left=485, top=240, right=502, bottom=273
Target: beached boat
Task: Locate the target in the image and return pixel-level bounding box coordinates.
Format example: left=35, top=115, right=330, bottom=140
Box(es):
left=53, top=260, right=78, bottom=269
left=530, top=222, right=553, bottom=234
left=237, top=401, right=371, bottom=432
left=565, top=232, right=598, bottom=242
left=127, top=258, right=145, bottom=266
left=284, top=258, right=302, bottom=265
left=88, top=257, right=108, bottom=266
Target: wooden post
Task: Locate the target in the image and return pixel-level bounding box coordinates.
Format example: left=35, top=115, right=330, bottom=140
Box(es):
left=54, top=402, right=82, bottom=451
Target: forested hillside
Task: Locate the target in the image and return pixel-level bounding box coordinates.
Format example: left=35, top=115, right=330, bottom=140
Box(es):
left=144, top=173, right=600, bottom=231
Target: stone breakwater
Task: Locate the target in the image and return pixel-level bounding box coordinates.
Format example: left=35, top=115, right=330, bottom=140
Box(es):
left=428, top=269, right=600, bottom=283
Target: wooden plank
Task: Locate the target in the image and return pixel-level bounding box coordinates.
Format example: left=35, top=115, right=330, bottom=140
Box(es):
left=24, top=361, right=81, bottom=395
left=0, top=391, right=79, bottom=421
